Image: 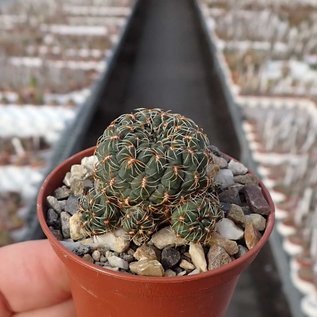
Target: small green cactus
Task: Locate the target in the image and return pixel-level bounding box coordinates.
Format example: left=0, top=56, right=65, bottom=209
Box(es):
left=80, top=189, right=121, bottom=235
left=121, top=207, right=157, bottom=243
left=171, top=194, right=222, bottom=242
left=79, top=108, right=223, bottom=244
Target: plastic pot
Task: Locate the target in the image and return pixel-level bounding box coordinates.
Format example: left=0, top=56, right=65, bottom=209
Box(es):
left=37, top=147, right=275, bottom=317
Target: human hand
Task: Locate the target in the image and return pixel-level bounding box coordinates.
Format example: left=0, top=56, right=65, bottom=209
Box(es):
left=0, top=240, right=75, bottom=317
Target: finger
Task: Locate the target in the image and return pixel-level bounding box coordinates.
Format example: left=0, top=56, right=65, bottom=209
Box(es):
left=15, top=298, right=75, bottom=317
left=0, top=240, right=71, bottom=314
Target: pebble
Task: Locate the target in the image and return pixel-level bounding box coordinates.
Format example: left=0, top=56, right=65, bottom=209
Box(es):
left=179, top=259, right=195, bottom=271
left=234, top=174, right=259, bottom=185
left=69, top=212, right=88, bottom=240
left=150, top=226, right=186, bottom=250
left=91, top=229, right=130, bottom=253
left=100, top=256, right=107, bottom=262
left=228, top=159, right=248, bottom=176
left=65, top=196, right=79, bottom=215
left=81, top=156, right=98, bottom=176
left=215, top=169, right=235, bottom=188
left=207, top=245, right=232, bottom=270
left=82, top=254, right=94, bottom=263
left=134, top=244, right=157, bottom=261
left=92, top=250, right=101, bottom=262
left=206, top=231, right=238, bottom=255
left=246, top=214, right=266, bottom=231
left=227, top=204, right=245, bottom=226
left=104, top=266, right=119, bottom=272
left=129, top=260, right=164, bottom=277
left=219, top=186, right=242, bottom=205
left=71, top=243, right=91, bottom=256
left=161, top=246, right=181, bottom=269
left=47, top=208, right=60, bottom=228
left=177, top=270, right=187, bottom=276
left=164, top=269, right=177, bottom=277
left=108, top=255, right=129, bottom=270
left=243, top=185, right=270, bottom=215
left=244, top=220, right=261, bottom=250
left=212, top=154, right=228, bottom=168
left=216, top=218, right=244, bottom=241
left=63, top=172, right=72, bottom=187
left=237, top=245, right=248, bottom=257
left=49, top=227, right=63, bottom=240
left=47, top=196, right=62, bottom=213
left=189, top=242, right=207, bottom=272
left=54, top=186, right=71, bottom=200
left=121, top=253, right=135, bottom=263
left=188, top=268, right=200, bottom=275
left=60, top=211, right=71, bottom=239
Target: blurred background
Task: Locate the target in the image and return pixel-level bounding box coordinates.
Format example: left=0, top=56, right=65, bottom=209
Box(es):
left=0, top=0, right=316, bottom=316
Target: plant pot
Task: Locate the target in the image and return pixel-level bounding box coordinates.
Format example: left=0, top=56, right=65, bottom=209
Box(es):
left=37, top=147, right=275, bottom=317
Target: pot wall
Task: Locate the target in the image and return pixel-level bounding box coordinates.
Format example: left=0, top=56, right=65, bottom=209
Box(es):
left=37, top=147, right=275, bottom=317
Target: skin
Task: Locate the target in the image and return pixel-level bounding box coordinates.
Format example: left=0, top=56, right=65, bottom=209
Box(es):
left=0, top=240, right=75, bottom=317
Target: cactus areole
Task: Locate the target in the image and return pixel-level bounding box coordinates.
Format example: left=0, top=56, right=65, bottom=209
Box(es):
left=80, top=108, right=223, bottom=243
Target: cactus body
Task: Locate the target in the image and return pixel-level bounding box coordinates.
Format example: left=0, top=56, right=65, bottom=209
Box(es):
left=78, top=108, right=223, bottom=243
left=171, top=194, right=222, bottom=242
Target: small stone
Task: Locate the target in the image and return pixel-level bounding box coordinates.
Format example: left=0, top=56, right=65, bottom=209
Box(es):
left=70, top=164, right=87, bottom=180
left=236, top=245, right=248, bottom=257
left=121, top=253, right=135, bottom=263
left=81, top=155, right=98, bottom=176
left=150, top=226, right=186, bottom=249
left=70, top=179, right=84, bottom=197
left=215, top=169, right=235, bottom=188
left=212, top=154, right=228, bottom=168
left=227, top=204, right=245, bottom=226
left=161, top=247, right=181, bottom=269
left=49, top=227, right=63, bottom=240
left=234, top=174, right=259, bottom=185
left=104, top=266, right=119, bottom=271
left=134, top=244, right=157, bottom=261
left=246, top=214, right=266, bottom=231
left=47, top=208, right=60, bottom=228
left=219, top=185, right=242, bottom=205
left=65, top=196, right=79, bottom=215
left=206, top=231, right=238, bottom=255
left=228, top=159, right=248, bottom=176
left=82, top=254, right=94, bottom=263
left=188, top=268, right=200, bottom=275
left=92, top=250, right=101, bottom=262
left=244, top=220, right=261, bottom=250
left=69, top=212, right=88, bottom=240
left=207, top=245, right=232, bottom=270
left=129, top=260, right=164, bottom=277
left=108, top=255, right=129, bottom=270
left=90, top=229, right=130, bottom=253
left=179, top=259, right=195, bottom=271
left=63, top=172, right=72, bottom=187
left=100, top=256, right=107, bottom=262
left=60, top=211, right=71, bottom=239
left=54, top=186, right=71, bottom=200
left=243, top=185, right=270, bottom=215
left=72, top=244, right=91, bottom=256
left=177, top=270, right=187, bottom=276
left=164, top=269, right=177, bottom=277
left=83, top=179, right=94, bottom=191
left=216, top=218, right=244, bottom=240
left=189, top=242, right=207, bottom=272
left=47, top=196, right=62, bottom=213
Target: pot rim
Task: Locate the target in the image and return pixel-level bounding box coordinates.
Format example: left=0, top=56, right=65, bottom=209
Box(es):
left=37, top=146, right=275, bottom=284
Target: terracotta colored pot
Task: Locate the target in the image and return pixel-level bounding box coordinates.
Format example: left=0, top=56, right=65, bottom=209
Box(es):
left=37, top=147, right=275, bottom=317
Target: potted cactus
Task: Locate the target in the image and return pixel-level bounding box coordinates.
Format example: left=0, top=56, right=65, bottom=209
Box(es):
left=37, top=108, right=274, bottom=317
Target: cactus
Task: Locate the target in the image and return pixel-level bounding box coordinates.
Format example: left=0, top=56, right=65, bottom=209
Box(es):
left=80, top=189, right=121, bottom=235
left=79, top=108, right=223, bottom=243
left=171, top=193, right=222, bottom=243
left=94, top=108, right=213, bottom=207
left=121, top=206, right=157, bottom=243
